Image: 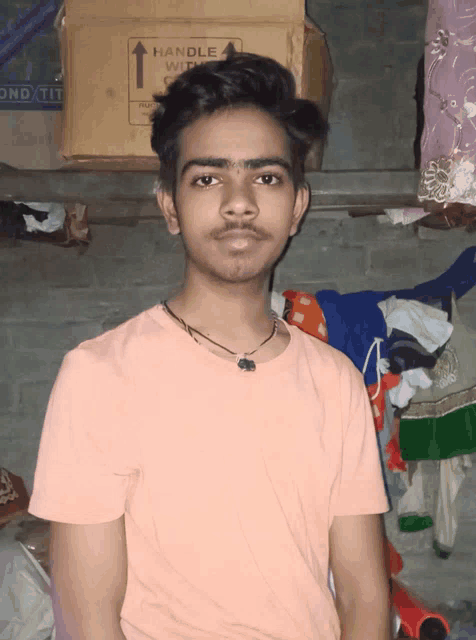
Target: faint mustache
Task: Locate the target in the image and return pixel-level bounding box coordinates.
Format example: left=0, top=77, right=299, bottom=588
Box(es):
left=210, top=223, right=270, bottom=240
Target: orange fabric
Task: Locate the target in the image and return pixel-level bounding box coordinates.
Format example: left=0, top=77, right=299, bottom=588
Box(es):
left=282, top=290, right=328, bottom=342
left=29, top=305, right=389, bottom=640
left=386, top=417, right=407, bottom=472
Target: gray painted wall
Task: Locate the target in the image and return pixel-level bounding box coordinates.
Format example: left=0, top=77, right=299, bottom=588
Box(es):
left=311, top=0, right=427, bottom=170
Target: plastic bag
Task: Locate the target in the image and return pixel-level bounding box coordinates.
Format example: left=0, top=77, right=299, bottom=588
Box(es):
left=0, top=520, right=55, bottom=640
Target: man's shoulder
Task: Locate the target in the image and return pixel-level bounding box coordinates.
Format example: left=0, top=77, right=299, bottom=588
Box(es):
left=289, top=323, right=364, bottom=385
left=65, top=305, right=166, bottom=373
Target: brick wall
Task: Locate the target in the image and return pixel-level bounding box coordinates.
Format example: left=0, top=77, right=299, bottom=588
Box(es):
left=2, top=208, right=476, bottom=494
left=309, top=0, right=427, bottom=170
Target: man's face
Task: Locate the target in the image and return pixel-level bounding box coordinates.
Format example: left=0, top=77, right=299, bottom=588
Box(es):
left=157, top=105, right=309, bottom=285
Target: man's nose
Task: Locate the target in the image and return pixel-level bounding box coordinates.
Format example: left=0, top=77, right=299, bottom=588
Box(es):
left=219, top=180, right=259, bottom=219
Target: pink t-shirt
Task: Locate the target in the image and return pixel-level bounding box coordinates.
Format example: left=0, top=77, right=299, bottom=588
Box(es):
left=29, top=304, right=389, bottom=640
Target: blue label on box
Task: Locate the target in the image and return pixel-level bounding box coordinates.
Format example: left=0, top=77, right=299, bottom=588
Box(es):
left=0, top=0, right=63, bottom=110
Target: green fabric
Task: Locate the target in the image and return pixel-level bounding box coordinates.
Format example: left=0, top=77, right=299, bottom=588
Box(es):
left=400, top=403, right=476, bottom=461
left=399, top=514, right=434, bottom=532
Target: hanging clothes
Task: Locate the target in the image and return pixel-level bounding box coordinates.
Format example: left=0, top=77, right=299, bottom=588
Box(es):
left=399, top=294, right=476, bottom=461
left=395, top=452, right=473, bottom=555
left=315, top=288, right=454, bottom=388
left=408, top=2, right=476, bottom=227
left=434, top=454, right=473, bottom=556
left=397, top=460, right=434, bottom=532
left=312, top=247, right=474, bottom=386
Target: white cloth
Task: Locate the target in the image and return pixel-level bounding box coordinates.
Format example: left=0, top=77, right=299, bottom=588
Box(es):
left=396, top=454, right=472, bottom=554
left=397, top=460, right=425, bottom=516
left=377, top=295, right=453, bottom=353
left=388, top=368, right=433, bottom=408
left=15, top=202, right=66, bottom=234
left=397, top=461, right=427, bottom=517
left=383, top=207, right=430, bottom=225
left=435, top=454, right=472, bottom=550
left=0, top=525, right=55, bottom=640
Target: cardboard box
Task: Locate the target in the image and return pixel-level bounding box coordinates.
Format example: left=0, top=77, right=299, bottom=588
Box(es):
left=59, top=0, right=333, bottom=170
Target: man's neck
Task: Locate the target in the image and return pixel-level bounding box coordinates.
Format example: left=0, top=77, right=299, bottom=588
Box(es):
left=166, top=282, right=275, bottom=345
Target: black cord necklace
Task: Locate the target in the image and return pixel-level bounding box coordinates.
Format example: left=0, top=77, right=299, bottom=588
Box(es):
left=162, top=300, right=278, bottom=372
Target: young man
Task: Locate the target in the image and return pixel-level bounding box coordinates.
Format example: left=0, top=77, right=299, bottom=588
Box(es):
left=28, top=52, right=392, bottom=639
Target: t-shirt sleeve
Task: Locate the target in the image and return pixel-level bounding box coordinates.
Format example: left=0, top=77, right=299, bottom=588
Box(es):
left=28, top=345, right=137, bottom=524
left=332, top=359, right=390, bottom=517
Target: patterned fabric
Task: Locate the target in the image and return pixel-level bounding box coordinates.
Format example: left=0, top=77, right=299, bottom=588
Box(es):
left=0, top=468, right=19, bottom=505
left=400, top=295, right=476, bottom=460
left=418, top=2, right=476, bottom=208
left=282, top=290, right=328, bottom=342
left=0, top=468, right=30, bottom=529
left=401, top=295, right=476, bottom=419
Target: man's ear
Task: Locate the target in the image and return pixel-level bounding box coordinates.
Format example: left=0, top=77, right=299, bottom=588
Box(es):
left=289, top=182, right=310, bottom=237
left=156, top=188, right=181, bottom=235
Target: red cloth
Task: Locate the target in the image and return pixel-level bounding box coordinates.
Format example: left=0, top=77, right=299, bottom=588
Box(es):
left=386, top=417, right=407, bottom=472
left=366, top=373, right=400, bottom=433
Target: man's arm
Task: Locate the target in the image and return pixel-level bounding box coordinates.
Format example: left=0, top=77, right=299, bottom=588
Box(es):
left=329, top=513, right=393, bottom=640
left=49, top=516, right=128, bottom=640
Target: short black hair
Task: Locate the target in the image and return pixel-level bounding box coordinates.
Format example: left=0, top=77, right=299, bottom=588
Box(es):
left=150, top=50, right=328, bottom=201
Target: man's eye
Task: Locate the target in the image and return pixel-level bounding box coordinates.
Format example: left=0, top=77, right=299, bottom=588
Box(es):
left=191, top=174, right=283, bottom=187
left=256, top=174, right=282, bottom=185
left=192, top=176, right=219, bottom=187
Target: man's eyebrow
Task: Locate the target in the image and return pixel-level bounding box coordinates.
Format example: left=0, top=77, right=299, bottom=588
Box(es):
left=180, top=157, right=293, bottom=179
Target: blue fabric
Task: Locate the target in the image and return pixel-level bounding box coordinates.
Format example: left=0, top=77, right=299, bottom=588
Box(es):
left=315, top=248, right=476, bottom=385
left=315, top=290, right=388, bottom=386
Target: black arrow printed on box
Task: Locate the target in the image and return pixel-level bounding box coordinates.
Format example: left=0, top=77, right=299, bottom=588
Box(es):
left=132, top=41, right=147, bottom=89
left=222, top=42, right=236, bottom=57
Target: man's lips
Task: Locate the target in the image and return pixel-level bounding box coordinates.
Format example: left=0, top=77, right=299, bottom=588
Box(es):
left=214, top=228, right=264, bottom=240
left=215, top=229, right=263, bottom=250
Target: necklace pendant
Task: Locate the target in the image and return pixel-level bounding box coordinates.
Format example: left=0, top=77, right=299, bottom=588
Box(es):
left=237, top=357, right=256, bottom=372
